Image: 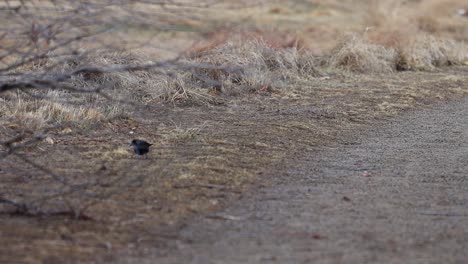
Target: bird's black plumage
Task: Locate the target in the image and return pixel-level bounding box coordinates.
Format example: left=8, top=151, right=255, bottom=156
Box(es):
left=131, top=139, right=152, bottom=155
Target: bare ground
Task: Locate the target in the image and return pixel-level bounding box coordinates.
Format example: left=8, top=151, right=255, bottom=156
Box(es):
left=1, top=67, right=468, bottom=263
left=124, top=96, right=468, bottom=264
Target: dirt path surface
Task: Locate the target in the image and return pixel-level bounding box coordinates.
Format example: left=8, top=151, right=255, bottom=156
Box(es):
left=123, top=97, right=468, bottom=264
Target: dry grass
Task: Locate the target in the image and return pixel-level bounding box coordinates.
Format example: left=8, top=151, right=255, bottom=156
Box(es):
left=0, top=90, right=112, bottom=130
left=397, top=35, right=467, bottom=70
left=3, top=31, right=466, bottom=131
left=327, top=33, right=467, bottom=73
left=328, top=34, right=397, bottom=73
left=363, top=0, right=468, bottom=70
left=3, top=0, right=466, bottom=124
left=161, top=124, right=205, bottom=144
left=2, top=1, right=468, bottom=262
left=56, top=51, right=160, bottom=102
left=189, top=40, right=320, bottom=94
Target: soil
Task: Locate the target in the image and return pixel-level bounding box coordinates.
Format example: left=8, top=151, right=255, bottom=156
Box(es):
left=120, top=97, right=468, bottom=263
left=1, top=67, right=468, bottom=263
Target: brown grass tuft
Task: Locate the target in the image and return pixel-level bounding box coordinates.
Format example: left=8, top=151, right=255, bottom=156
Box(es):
left=190, top=40, right=320, bottom=94
left=397, top=35, right=467, bottom=70
left=328, top=34, right=397, bottom=73
left=0, top=91, right=109, bottom=130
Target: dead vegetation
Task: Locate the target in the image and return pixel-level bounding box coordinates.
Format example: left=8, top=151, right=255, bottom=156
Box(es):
left=363, top=0, right=468, bottom=70
left=1, top=0, right=468, bottom=263
left=328, top=34, right=397, bottom=73
left=3, top=33, right=466, bottom=132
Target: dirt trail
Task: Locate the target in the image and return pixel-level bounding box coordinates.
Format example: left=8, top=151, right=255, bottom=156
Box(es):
left=123, top=98, right=468, bottom=264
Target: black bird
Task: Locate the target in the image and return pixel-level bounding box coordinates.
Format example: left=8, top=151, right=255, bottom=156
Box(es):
left=131, top=139, right=152, bottom=156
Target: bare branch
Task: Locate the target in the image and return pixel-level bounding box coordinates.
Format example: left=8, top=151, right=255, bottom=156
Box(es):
left=0, top=0, right=238, bottom=220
